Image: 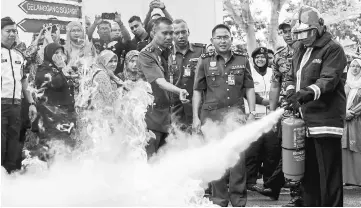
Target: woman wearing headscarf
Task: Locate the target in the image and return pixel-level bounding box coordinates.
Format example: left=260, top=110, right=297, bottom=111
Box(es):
left=118, top=50, right=145, bottom=82
left=64, top=21, right=96, bottom=68
left=342, top=58, right=361, bottom=186
left=91, top=50, right=123, bottom=110
left=245, top=47, right=282, bottom=200
left=34, top=42, right=77, bottom=148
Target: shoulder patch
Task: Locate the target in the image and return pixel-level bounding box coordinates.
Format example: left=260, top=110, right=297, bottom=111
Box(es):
left=233, top=50, right=248, bottom=57
left=142, top=44, right=155, bottom=53
left=201, top=52, right=213, bottom=59
left=192, top=43, right=207, bottom=48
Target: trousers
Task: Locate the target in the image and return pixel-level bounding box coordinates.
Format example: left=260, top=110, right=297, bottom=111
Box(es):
left=1, top=104, right=21, bottom=173
left=302, top=137, right=343, bottom=207
left=210, top=151, right=247, bottom=207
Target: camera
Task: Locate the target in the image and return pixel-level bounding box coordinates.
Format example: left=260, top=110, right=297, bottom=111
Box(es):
left=101, top=13, right=115, bottom=20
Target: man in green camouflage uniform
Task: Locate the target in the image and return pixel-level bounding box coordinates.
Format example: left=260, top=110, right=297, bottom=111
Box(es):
left=268, top=19, right=304, bottom=207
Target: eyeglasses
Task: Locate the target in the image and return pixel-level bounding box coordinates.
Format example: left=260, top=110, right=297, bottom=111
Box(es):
left=213, top=36, right=231, bottom=41
left=350, top=64, right=361, bottom=69
left=5, top=29, right=18, bottom=34
left=70, top=29, right=82, bottom=33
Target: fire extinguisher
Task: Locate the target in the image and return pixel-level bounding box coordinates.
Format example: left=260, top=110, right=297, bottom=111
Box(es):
left=281, top=113, right=306, bottom=181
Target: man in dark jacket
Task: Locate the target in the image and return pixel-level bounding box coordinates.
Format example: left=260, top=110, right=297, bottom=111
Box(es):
left=287, top=6, right=347, bottom=206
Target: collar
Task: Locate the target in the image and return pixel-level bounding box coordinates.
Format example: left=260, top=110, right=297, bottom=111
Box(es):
left=135, top=32, right=150, bottom=42
left=150, top=41, right=165, bottom=55
left=311, top=31, right=332, bottom=48
left=1, top=42, right=16, bottom=50
left=175, top=42, right=194, bottom=54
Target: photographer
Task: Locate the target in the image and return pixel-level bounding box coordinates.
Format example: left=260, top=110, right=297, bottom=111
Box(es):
left=87, top=12, right=131, bottom=74
left=143, top=0, right=173, bottom=33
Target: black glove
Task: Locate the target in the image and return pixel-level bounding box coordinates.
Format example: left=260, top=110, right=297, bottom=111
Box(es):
left=285, top=88, right=314, bottom=111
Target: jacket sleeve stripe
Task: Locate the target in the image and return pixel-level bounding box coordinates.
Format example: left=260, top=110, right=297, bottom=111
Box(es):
left=308, top=126, right=343, bottom=136
left=308, top=84, right=321, bottom=100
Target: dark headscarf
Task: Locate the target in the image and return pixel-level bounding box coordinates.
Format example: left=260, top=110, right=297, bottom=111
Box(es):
left=43, top=42, right=65, bottom=65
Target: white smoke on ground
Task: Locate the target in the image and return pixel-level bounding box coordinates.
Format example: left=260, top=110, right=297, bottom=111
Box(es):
left=1, top=60, right=284, bottom=206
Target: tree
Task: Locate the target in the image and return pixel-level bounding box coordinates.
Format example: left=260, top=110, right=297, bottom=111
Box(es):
left=269, top=0, right=287, bottom=49
left=224, top=0, right=257, bottom=54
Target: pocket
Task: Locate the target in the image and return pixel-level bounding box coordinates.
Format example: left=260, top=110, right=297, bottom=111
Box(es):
left=233, top=69, right=244, bottom=85
left=206, top=71, right=221, bottom=87
left=202, top=101, right=219, bottom=111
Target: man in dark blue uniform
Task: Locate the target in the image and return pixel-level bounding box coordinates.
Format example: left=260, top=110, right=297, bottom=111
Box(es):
left=138, top=17, right=189, bottom=157
left=170, top=19, right=206, bottom=130
left=193, top=24, right=256, bottom=207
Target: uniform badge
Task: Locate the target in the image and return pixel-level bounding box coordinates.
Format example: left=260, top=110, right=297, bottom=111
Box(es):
left=1, top=59, right=7, bottom=63
left=228, top=74, right=235, bottom=85
left=15, top=60, right=22, bottom=64
left=158, top=56, right=161, bottom=63
left=210, top=61, right=217, bottom=67
left=260, top=48, right=265, bottom=53
left=184, top=65, right=191, bottom=77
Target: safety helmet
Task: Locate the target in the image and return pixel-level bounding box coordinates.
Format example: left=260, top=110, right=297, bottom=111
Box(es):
left=292, top=6, right=324, bottom=40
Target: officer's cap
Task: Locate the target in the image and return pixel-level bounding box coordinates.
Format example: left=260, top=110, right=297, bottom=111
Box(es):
left=1, top=17, right=16, bottom=29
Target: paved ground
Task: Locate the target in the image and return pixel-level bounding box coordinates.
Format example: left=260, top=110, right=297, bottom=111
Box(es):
left=246, top=185, right=361, bottom=207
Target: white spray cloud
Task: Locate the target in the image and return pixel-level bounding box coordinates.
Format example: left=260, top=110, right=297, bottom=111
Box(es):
left=1, top=59, right=284, bottom=206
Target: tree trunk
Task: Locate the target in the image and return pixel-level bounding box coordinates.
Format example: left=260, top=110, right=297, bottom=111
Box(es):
left=224, top=0, right=257, bottom=54
left=268, top=0, right=286, bottom=50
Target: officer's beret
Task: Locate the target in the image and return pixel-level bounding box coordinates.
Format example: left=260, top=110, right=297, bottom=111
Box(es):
left=251, top=47, right=268, bottom=58
left=267, top=49, right=274, bottom=55
left=1, top=17, right=15, bottom=29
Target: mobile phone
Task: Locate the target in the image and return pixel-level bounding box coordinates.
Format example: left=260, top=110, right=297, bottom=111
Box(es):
left=101, top=13, right=115, bottom=20
left=51, top=25, right=58, bottom=33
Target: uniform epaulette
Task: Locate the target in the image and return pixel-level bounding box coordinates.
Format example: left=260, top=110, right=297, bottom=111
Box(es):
left=233, top=50, right=248, bottom=57
left=141, top=44, right=155, bottom=53
left=192, top=43, right=207, bottom=48
left=201, top=52, right=213, bottom=59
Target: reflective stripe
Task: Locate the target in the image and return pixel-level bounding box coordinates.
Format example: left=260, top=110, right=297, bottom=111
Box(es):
left=308, top=126, right=343, bottom=136
left=308, top=84, right=321, bottom=100
left=296, top=48, right=313, bottom=92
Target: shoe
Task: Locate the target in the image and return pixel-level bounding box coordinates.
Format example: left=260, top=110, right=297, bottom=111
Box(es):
left=247, top=184, right=258, bottom=191
left=253, top=184, right=279, bottom=200
left=282, top=197, right=304, bottom=207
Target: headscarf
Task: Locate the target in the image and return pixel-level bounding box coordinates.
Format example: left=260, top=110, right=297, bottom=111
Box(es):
left=251, top=47, right=269, bottom=73
left=64, top=21, right=96, bottom=66
left=42, top=42, right=65, bottom=66
left=346, top=58, right=361, bottom=109
left=123, top=50, right=143, bottom=81
left=96, top=50, right=118, bottom=71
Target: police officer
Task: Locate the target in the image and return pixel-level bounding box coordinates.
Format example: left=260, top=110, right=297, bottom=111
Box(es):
left=138, top=17, right=189, bottom=157
left=287, top=6, right=347, bottom=206
left=267, top=18, right=304, bottom=207
left=170, top=19, right=206, bottom=130
left=245, top=47, right=281, bottom=201
left=1, top=17, right=37, bottom=173
left=193, top=24, right=256, bottom=207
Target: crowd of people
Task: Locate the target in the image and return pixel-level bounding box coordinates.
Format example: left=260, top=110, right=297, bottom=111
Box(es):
left=1, top=1, right=361, bottom=207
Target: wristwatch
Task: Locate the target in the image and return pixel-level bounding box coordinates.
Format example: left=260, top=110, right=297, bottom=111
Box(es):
left=250, top=111, right=257, bottom=116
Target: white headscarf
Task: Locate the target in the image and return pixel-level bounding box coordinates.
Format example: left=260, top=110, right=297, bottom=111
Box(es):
left=346, top=58, right=361, bottom=109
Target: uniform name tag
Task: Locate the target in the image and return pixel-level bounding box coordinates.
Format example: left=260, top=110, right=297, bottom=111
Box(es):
left=170, top=75, right=174, bottom=84
left=228, top=74, right=235, bottom=85
left=1, top=59, right=7, bottom=63
left=184, top=65, right=191, bottom=77
left=231, top=65, right=245, bottom=69
left=15, top=61, right=22, bottom=64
